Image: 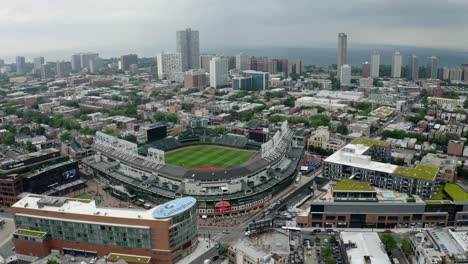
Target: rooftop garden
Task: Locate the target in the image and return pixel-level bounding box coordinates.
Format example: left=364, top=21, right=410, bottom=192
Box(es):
left=444, top=183, right=468, bottom=202
left=333, top=179, right=374, bottom=192
left=393, top=164, right=438, bottom=181
left=351, top=138, right=390, bottom=147
left=107, top=253, right=151, bottom=264
left=424, top=200, right=453, bottom=205
left=14, top=229, right=47, bottom=238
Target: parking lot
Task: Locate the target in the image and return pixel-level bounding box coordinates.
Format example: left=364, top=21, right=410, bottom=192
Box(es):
left=301, top=229, right=346, bottom=264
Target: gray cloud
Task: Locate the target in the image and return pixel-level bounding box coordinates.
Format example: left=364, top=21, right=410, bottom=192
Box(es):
left=1, top=0, right=468, bottom=60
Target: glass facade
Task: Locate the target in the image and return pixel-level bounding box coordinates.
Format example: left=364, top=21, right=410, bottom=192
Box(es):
left=169, top=206, right=197, bottom=250
left=15, top=215, right=152, bottom=249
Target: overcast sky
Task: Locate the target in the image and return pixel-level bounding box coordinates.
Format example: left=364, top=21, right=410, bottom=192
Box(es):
left=1, top=0, right=468, bottom=60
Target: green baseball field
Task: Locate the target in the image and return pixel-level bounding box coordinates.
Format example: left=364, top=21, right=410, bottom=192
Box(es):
left=165, top=146, right=256, bottom=170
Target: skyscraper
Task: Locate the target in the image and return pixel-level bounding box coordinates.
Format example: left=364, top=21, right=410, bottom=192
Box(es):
left=80, top=52, right=99, bottom=69
left=427, top=56, right=439, bottom=79
left=295, top=59, right=302, bottom=75
left=209, top=57, right=228, bottom=88
left=370, top=50, right=380, bottom=78
left=340, top=64, right=351, bottom=86
left=449, top=67, right=462, bottom=81
left=361, top=62, right=371, bottom=78
left=407, top=55, right=419, bottom=81
left=176, top=28, right=200, bottom=71
left=71, top=54, right=81, bottom=71
left=337, top=33, right=347, bottom=80
left=56, top=61, right=66, bottom=78
left=16, top=56, right=26, bottom=74
left=391, top=52, right=402, bottom=78
left=40, top=64, right=51, bottom=80
left=120, top=54, right=138, bottom=71
left=33, top=57, right=45, bottom=70
left=236, top=52, right=248, bottom=71
left=156, top=52, right=182, bottom=80
left=0, top=59, right=4, bottom=69
left=200, top=54, right=215, bottom=73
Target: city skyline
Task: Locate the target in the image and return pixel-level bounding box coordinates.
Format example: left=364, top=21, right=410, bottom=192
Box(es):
left=1, top=1, right=468, bottom=60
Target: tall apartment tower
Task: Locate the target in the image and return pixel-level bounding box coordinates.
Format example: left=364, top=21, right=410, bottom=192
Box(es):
left=236, top=52, right=248, bottom=71
left=391, top=52, right=402, bottom=78
left=16, top=56, right=26, bottom=74
left=156, top=52, right=182, bottom=80
left=407, top=54, right=419, bottom=81
left=176, top=28, right=200, bottom=71
left=56, top=61, right=66, bottom=78
left=337, top=33, right=347, bottom=80
left=209, top=57, right=228, bottom=88
left=370, top=50, right=380, bottom=78
left=362, top=62, right=371, bottom=78
left=295, top=59, right=302, bottom=75
left=71, top=54, right=81, bottom=71
left=427, top=56, right=439, bottom=79
left=340, top=64, right=352, bottom=86
left=33, top=57, right=45, bottom=70
left=120, top=54, right=138, bottom=71
left=200, top=54, right=215, bottom=73
left=40, top=64, right=52, bottom=80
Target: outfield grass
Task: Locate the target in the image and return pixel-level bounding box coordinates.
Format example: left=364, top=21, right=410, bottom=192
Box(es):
left=74, top=193, right=102, bottom=205
left=165, top=146, right=255, bottom=169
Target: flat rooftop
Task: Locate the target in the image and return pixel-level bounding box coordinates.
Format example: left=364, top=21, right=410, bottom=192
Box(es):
left=333, top=179, right=374, bottom=192
left=393, top=164, right=439, bottom=181
left=351, top=138, right=390, bottom=147
left=444, top=183, right=468, bottom=202
left=12, top=194, right=161, bottom=221
left=340, top=232, right=391, bottom=264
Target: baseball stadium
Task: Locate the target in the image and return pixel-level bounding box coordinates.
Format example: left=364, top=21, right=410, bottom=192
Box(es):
left=83, top=121, right=304, bottom=218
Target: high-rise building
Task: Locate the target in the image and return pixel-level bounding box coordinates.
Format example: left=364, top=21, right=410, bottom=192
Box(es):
left=176, top=28, right=200, bottom=71
left=361, top=62, right=371, bottom=78
left=449, top=67, right=462, bottom=81
left=277, top=59, right=290, bottom=75
left=157, top=52, right=182, bottom=81
left=442, top=67, right=450, bottom=80
left=268, top=60, right=278, bottom=74
left=120, top=54, right=138, bottom=71
left=340, top=64, right=351, bottom=86
left=33, top=57, right=45, bottom=70
left=295, top=59, right=302, bottom=75
left=184, top=69, right=207, bottom=88
left=40, top=64, right=51, bottom=80
left=337, top=33, right=347, bottom=80
left=89, top=58, right=105, bottom=74
left=16, top=56, right=26, bottom=74
left=236, top=52, right=248, bottom=71
left=462, top=65, right=468, bottom=81
left=56, top=61, right=66, bottom=78
left=225, top=56, right=236, bottom=70
left=71, top=54, right=81, bottom=71
left=407, top=55, right=419, bottom=81
left=0, top=59, right=4, bottom=69
left=288, top=62, right=293, bottom=77
left=427, top=56, right=439, bottom=79
left=243, top=70, right=269, bottom=90
left=391, top=52, right=402, bottom=78
left=209, top=57, right=228, bottom=88
left=80, top=52, right=99, bottom=69
left=255, top=57, right=269, bottom=72
left=199, top=54, right=215, bottom=73
left=370, top=50, right=380, bottom=78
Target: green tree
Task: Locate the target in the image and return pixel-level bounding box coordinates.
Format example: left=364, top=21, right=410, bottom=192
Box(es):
left=35, top=126, right=46, bottom=135
left=24, top=141, right=34, bottom=152
left=19, top=126, right=32, bottom=136
left=315, top=237, right=321, bottom=244
left=123, top=134, right=137, bottom=143
left=322, top=246, right=333, bottom=259
left=336, top=124, right=349, bottom=135
left=329, top=235, right=337, bottom=244
left=283, top=97, right=297, bottom=107
left=381, top=234, right=398, bottom=252
left=401, top=239, right=412, bottom=256
left=46, top=259, right=60, bottom=264
left=2, top=132, right=15, bottom=145
left=60, top=131, right=73, bottom=141
left=326, top=258, right=337, bottom=264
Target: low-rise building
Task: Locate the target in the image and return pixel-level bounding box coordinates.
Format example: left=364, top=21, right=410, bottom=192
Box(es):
left=340, top=232, right=391, bottom=264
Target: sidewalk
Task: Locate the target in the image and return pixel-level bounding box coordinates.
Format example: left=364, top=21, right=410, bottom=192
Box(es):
left=176, top=238, right=214, bottom=264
